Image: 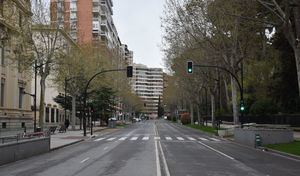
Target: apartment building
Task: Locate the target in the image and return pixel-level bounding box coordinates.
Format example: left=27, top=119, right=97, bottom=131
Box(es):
left=0, top=0, right=33, bottom=136
left=131, top=64, right=163, bottom=118
left=51, top=0, right=120, bottom=49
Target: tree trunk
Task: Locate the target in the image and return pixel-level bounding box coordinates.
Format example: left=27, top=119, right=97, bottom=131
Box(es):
left=196, top=105, right=201, bottom=125
left=294, top=48, right=300, bottom=96
left=39, top=76, right=46, bottom=129
left=71, top=95, right=76, bottom=130
left=231, top=76, right=239, bottom=125
left=211, top=94, right=215, bottom=128
left=190, top=101, right=194, bottom=125
left=224, top=79, right=231, bottom=111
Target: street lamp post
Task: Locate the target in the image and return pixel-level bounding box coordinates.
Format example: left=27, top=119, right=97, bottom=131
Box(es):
left=82, top=67, right=132, bottom=136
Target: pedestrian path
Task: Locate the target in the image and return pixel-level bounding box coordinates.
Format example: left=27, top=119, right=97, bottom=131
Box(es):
left=93, top=135, right=222, bottom=143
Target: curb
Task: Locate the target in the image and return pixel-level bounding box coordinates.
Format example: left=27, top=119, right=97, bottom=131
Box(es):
left=263, top=147, right=300, bottom=161
left=50, top=139, right=84, bottom=151
left=226, top=138, right=300, bottom=161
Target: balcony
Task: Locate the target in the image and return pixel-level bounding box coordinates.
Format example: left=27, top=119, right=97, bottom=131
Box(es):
left=92, top=6, right=100, bottom=13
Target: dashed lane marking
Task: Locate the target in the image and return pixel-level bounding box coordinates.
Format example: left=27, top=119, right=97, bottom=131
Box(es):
left=187, top=137, right=196, bottom=141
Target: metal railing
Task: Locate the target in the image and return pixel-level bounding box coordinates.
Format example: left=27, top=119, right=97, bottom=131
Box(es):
left=0, top=132, right=49, bottom=145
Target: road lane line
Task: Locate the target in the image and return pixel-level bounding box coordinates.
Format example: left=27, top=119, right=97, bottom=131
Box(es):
left=94, top=138, right=105, bottom=142
left=166, top=137, right=172, bottom=140
left=107, top=137, right=116, bottom=141
left=103, top=147, right=108, bottom=151
left=142, top=136, right=150, bottom=140
left=80, top=157, right=90, bottom=163
left=130, top=137, right=138, bottom=140
left=199, top=137, right=208, bottom=141
left=155, top=140, right=161, bottom=176
left=198, top=141, right=234, bottom=160
left=187, top=137, right=196, bottom=141
left=210, top=138, right=221, bottom=142
left=154, top=137, right=161, bottom=140
left=177, top=137, right=184, bottom=141
left=119, top=137, right=127, bottom=141
left=158, top=141, right=171, bottom=176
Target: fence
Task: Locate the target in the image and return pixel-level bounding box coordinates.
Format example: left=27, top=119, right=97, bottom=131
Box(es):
left=0, top=132, right=49, bottom=145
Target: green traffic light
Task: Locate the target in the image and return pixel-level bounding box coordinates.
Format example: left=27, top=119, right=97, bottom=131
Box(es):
left=240, top=106, right=245, bottom=111
left=188, top=68, right=192, bottom=73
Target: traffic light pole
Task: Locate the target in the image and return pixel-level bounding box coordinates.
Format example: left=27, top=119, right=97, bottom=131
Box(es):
left=82, top=67, right=132, bottom=136
left=193, top=64, right=244, bottom=125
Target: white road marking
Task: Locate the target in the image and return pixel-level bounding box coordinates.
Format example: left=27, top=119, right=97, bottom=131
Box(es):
left=177, top=137, right=184, bottom=141
left=166, top=137, right=172, bottom=140
left=107, top=137, right=116, bottom=141
left=80, top=157, right=90, bottom=163
left=130, top=137, right=138, bottom=140
left=199, top=137, right=209, bottom=141
left=119, top=137, right=127, bottom=141
left=155, top=140, right=161, bottom=176
left=158, top=141, right=171, bottom=176
left=198, top=141, right=234, bottom=160
left=142, top=136, right=150, bottom=140
left=210, top=138, right=221, bottom=142
left=187, top=137, right=196, bottom=141
left=94, top=138, right=105, bottom=142
left=103, top=147, right=108, bottom=151
left=154, top=137, right=161, bottom=140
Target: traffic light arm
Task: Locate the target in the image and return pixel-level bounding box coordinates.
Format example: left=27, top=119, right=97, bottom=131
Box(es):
left=82, top=68, right=129, bottom=136
left=193, top=64, right=243, bottom=99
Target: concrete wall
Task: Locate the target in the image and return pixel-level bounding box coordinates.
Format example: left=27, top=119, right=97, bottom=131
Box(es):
left=234, top=128, right=294, bottom=147
left=0, top=137, right=50, bottom=166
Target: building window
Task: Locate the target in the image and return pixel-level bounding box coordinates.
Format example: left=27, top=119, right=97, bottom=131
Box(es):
left=51, top=108, right=55, bottom=123
left=2, top=122, right=6, bottom=129
left=56, top=109, right=59, bottom=122
left=19, top=87, right=24, bottom=109
left=1, top=78, right=5, bottom=107
left=45, top=107, right=49, bottom=122
left=0, top=44, right=4, bottom=66
left=21, top=122, right=25, bottom=128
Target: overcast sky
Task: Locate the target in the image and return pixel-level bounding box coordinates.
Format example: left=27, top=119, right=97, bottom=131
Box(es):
left=113, top=0, right=165, bottom=68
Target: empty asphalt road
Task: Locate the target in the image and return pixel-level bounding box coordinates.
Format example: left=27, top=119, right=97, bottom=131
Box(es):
left=0, top=120, right=299, bottom=176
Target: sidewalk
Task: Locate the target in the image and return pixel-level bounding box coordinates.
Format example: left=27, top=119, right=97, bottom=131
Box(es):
left=50, top=126, right=109, bottom=150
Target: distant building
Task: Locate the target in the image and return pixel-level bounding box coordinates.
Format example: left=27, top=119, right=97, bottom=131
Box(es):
left=131, top=64, right=163, bottom=118
left=50, top=0, right=120, bottom=49
left=0, top=0, right=33, bottom=136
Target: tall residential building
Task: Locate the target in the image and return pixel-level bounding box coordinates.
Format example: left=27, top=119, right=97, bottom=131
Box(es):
left=0, top=0, right=33, bottom=136
left=132, top=64, right=163, bottom=118
left=50, top=0, right=120, bottom=49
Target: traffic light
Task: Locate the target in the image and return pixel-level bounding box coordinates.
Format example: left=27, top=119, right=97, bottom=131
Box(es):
left=240, top=100, right=245, bottom=112
left=127, top=66, right=133, bottom=77
left=187, top=61, right=193, bottom=74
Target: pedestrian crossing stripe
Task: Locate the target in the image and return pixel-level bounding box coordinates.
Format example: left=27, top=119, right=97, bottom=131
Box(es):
left=107, top=137, right=116, bottom=141
left=95, top=136, right=220, bottom=142
left=199, top=137, right=208, bottom=141
left=177, top=137, right=184, bottom=140
left=210, top=138, right=221, bottom=142
left=142, top=137, right=150, bottom=140
left=187, top=137, right=196, bottom=141
left=94, top=138, right=105, bottom=142
left=166, top=137, right=172, bottom=140
left=119, top=137, right=127, bottom=141
left=130, top=137, right=138, bottom=140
